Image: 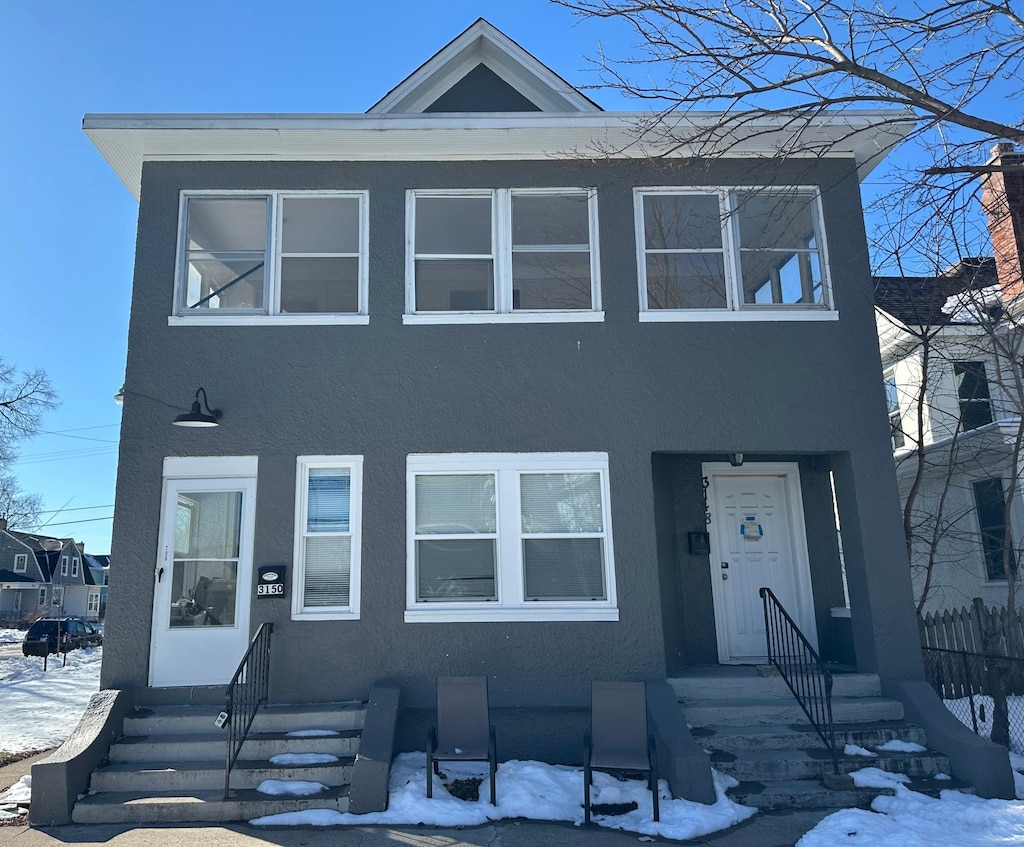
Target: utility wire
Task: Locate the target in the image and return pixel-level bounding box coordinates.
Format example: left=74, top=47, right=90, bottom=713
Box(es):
left=32, top=516, right=114, bottom=527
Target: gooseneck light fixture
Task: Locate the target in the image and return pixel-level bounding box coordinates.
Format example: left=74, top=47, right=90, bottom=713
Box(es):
left=172, top=387, right=222, bottom=428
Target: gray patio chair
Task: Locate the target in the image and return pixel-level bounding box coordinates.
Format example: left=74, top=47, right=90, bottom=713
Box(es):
left=583, top=681, right=659, bottom=823
left=426, top=676, right=497, bottom=805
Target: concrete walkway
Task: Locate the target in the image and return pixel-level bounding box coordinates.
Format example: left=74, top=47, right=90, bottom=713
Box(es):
left=4, top=810, right=831, bottom=847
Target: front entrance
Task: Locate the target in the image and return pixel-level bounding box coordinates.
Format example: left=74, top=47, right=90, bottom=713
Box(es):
left=704, top=463, right=817, bottom=663
left=149, top=471, right=257, bottom=687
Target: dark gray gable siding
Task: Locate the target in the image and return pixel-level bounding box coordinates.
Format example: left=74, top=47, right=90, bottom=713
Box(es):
left=424, top=64, right=541, bottom=112
left=0, top=532, right=45, bottom=582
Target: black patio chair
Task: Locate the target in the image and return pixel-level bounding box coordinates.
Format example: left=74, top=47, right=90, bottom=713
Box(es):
left=426, top=676, right=498, bottom=805
left=583, top=681, right=659, bottom=823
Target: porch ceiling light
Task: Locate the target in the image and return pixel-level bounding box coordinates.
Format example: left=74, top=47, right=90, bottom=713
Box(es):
left=173, top=387, right=222, bottom=428
left=729, top=453, right=744, bottom=467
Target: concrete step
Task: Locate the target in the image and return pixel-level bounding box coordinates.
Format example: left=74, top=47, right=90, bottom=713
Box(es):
left=90, top=758, right=354, bottom=792
left=71, top=785, right=350, bottom=824
left=726, top=777, right=973, bottom=811
left=670, top=672, right=881, bottom=702
left=682, top=697, right=904, bottom=727
left=693, top=722, right=928, bottom=753
left=108, top=730, right=360, bottom=763
left=709, top=749, right=951, bottom=782
left=122, top=702, right=365, bottom=736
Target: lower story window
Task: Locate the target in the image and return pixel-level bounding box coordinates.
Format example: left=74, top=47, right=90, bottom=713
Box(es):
left=88, top=592, right=100, bottom=614
left=406, top=452, right=617, bottom=622
left=973, top=478, right=1017, bottom=581
left=292, top=456, right=363, bottom=620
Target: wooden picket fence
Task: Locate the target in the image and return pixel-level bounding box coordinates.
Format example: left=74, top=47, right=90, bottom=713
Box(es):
left=918, top=598, right=1024, bottom=659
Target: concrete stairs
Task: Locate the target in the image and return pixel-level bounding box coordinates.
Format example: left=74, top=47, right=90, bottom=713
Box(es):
left=71, top=702, right=365, bottom=823
left=672, top=668, right=974, bottom=810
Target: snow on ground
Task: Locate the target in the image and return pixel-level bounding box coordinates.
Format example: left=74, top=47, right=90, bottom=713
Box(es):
left=797, top=785, right=1024, bottom=847
left=0, top=776, right=31, bottom=820
left=0, top=629, right=24, bottom=646
left=269, top=753, right=339, bottom=765
left=0, top=647, right=101, bottom=755
left=250, top=753, right=756, bottom=840
left=843, top=744, right=876, bottom=757
left=944, top=695, right=1024, bottom=753
left=848, top=768, right=910, bottom=789
left=257, top=780, right=328, bottom=796
left=875, top=739, right=927, bottom=753
left=1012, top=752, right=1024, bottom=799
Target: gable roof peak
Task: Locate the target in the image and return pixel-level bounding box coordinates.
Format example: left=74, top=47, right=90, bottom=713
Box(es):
left=368, top=18, right=601, bottom=115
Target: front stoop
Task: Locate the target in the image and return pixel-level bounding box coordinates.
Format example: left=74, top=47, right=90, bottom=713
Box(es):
left=71, top=702, right=365, bottom=824
left=672, top=668, right=975, bottom=810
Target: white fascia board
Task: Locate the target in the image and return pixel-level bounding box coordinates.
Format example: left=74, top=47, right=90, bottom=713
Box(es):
left=83, top=110, right=914, bottom=199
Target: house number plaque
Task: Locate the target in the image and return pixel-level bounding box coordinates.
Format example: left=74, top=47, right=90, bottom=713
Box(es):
left=257, top=565, right=287, bottom=598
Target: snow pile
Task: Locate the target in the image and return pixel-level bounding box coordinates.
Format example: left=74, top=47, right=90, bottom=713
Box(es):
left=843, top=744, right=876, bottom=758
left=875, top=740, right=927, bottom=754
left=257, top=780, right=328, bottom=796
left=285, top=729, right=339, bottom=737
left=1011, top=752, right=1024, bottom=800
left=797, top=785, right=1024, bottom=846
left=848, top=768, right=911, bottom=789
left=0, top=629, right=24, bottom=646
left=269, top=753, right=339, bottom=766
left=0, top=648, right=101, bottom=754
left=0, top=776, right=31, bottom=820
left=251, top=753, right=756, bottom=840
left=941, top=285, right=1002, bottom=323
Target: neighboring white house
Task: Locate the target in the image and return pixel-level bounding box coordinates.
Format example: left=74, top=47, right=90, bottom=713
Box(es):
left=875, top=145, right=1024, bottom=614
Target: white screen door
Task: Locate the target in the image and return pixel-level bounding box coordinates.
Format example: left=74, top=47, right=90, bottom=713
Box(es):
left=149, top=474, right=257, bottom=687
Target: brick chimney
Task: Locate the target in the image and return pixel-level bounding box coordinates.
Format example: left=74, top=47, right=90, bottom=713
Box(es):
left=76, top=541, right=85, bottom=554
left=981, top=142, right=1024, bottom=302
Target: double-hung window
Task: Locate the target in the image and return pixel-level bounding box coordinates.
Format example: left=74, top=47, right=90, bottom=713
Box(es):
left=885, top=373, right=905, bottom=450
left=973, top=478, right=1016, bottom=581
left=405, top=189, right=601, bottom=323
left=174, top=192, right=369, bottom=325
left=71, top=557, right=80, bottom=578
left=292, top=457, right=363, bottom=620
left=406, top=453, right=617, bottom=622
left=954, top=361, right=993, bottom=431
left=13, top=554, right=27, bottom=573
left=635, top=187, right=833, bottom=320
left=60, top=556, right=68, bottom=577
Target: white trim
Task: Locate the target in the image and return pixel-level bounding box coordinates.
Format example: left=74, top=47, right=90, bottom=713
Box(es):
left=71, top=557, right=80, bottom=578
left=83, top=111, right=913, bottom=199
left=638, top=310, right=839, bottom=323
left=635, top=187, right=835, bottom=320
left=405, top=452, right=617, bottom=623
left=163, top=456, right=259, bottom=478
left=173, top=190, right=369, bottom=322
left=406, top=188, right=602, bottom=321
left=702, top=462, right=817, bottom=664
left=291, top=456, right=363, bottom=621
left=13, top=554, right=27, bottom=573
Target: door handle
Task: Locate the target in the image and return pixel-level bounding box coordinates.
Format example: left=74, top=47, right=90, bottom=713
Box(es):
left=156, top=567, right=164, bottom=583
left=722, top=573, right=729, bottom=580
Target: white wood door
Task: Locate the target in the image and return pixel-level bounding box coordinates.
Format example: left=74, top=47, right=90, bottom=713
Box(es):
left=705, top=464, right=817, bottom=663
left=149, top=475, right=256, bottom=687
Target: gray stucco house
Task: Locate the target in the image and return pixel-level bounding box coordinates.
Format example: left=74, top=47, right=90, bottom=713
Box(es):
left=70, top=19, right=1012, bottom=822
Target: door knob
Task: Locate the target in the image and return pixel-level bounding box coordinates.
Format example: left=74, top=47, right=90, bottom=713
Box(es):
left=722, top=573, right=729, bottom=580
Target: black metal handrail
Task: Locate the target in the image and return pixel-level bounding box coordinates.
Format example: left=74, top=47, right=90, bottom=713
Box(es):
left=222, top=622, right=273, bottom=798
left=759, top=587, right=838, bottom=774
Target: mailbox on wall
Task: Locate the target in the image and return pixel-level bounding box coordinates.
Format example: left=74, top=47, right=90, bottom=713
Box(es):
left=257, top=565, right=286, bottom=598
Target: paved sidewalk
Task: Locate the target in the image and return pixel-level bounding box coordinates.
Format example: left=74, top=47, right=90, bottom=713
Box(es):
left=0, top=750, right=52, bottom=792
left=2, top=809, right=831, bottom=847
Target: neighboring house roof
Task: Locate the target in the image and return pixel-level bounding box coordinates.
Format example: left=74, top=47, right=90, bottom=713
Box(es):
left=873, top=258, right=999, bottom=328
left=0, top=569, right=38, bottom=584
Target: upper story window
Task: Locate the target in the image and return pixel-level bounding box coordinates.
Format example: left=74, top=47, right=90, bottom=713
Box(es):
left=973, top=478, right=1016, bottom=581
left=405, top=189, right=602, bottom=324
left=292, top=457, right=363, bottom=620
left=173, top=192, right=369, bottom=326
left=60, top=556, right=68, bottom=577
left=71, top=557, right=80, bottom=578
left=885, top=372, right=905, bottom=450
left=635, top=187, right=835, bottom=322
left=406, top=452, right=617, bottom=622
left=954, top=361, right=993, bottom=431
left=13, top=554, right=27, bottom=573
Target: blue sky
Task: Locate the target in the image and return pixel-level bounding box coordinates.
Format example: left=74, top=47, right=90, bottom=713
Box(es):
left=1, top=1, right=636, bottom=553
left=0, top=1, right=999, bottom=553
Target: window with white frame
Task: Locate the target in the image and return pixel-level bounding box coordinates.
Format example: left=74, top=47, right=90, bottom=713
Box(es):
left=292, top=457, right=363, bottom=619
left=885, top=372, right=905, bottom=450
left=406, top=189, right=601, bottom=322
left=72, top=557, right=80, bottom=578
left=175, top=192, right=368, bottom=323
left=406, top=453, right=617, bottom=622
left=13, top=554, right=27, bottom=573
left=87, top=592, right=99, bottom=614
left=60, top=556, right=68, bottom=576
left=635, top=187, right=832, bottom=319
left=38, top=588, right=46, bottom=607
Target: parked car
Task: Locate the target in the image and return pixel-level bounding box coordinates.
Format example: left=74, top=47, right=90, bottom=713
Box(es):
left=22, top=618, right=103, bottom=656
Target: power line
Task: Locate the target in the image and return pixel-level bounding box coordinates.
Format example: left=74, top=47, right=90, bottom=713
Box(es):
left=35, top=504, right=115, bottom=515
left=39, top=429, right=119, bottom=444
left=31, top=516, right=114, bottom=527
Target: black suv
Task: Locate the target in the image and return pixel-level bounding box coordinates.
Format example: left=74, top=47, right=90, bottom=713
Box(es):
left=22, top=618, right=103, bottom=657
